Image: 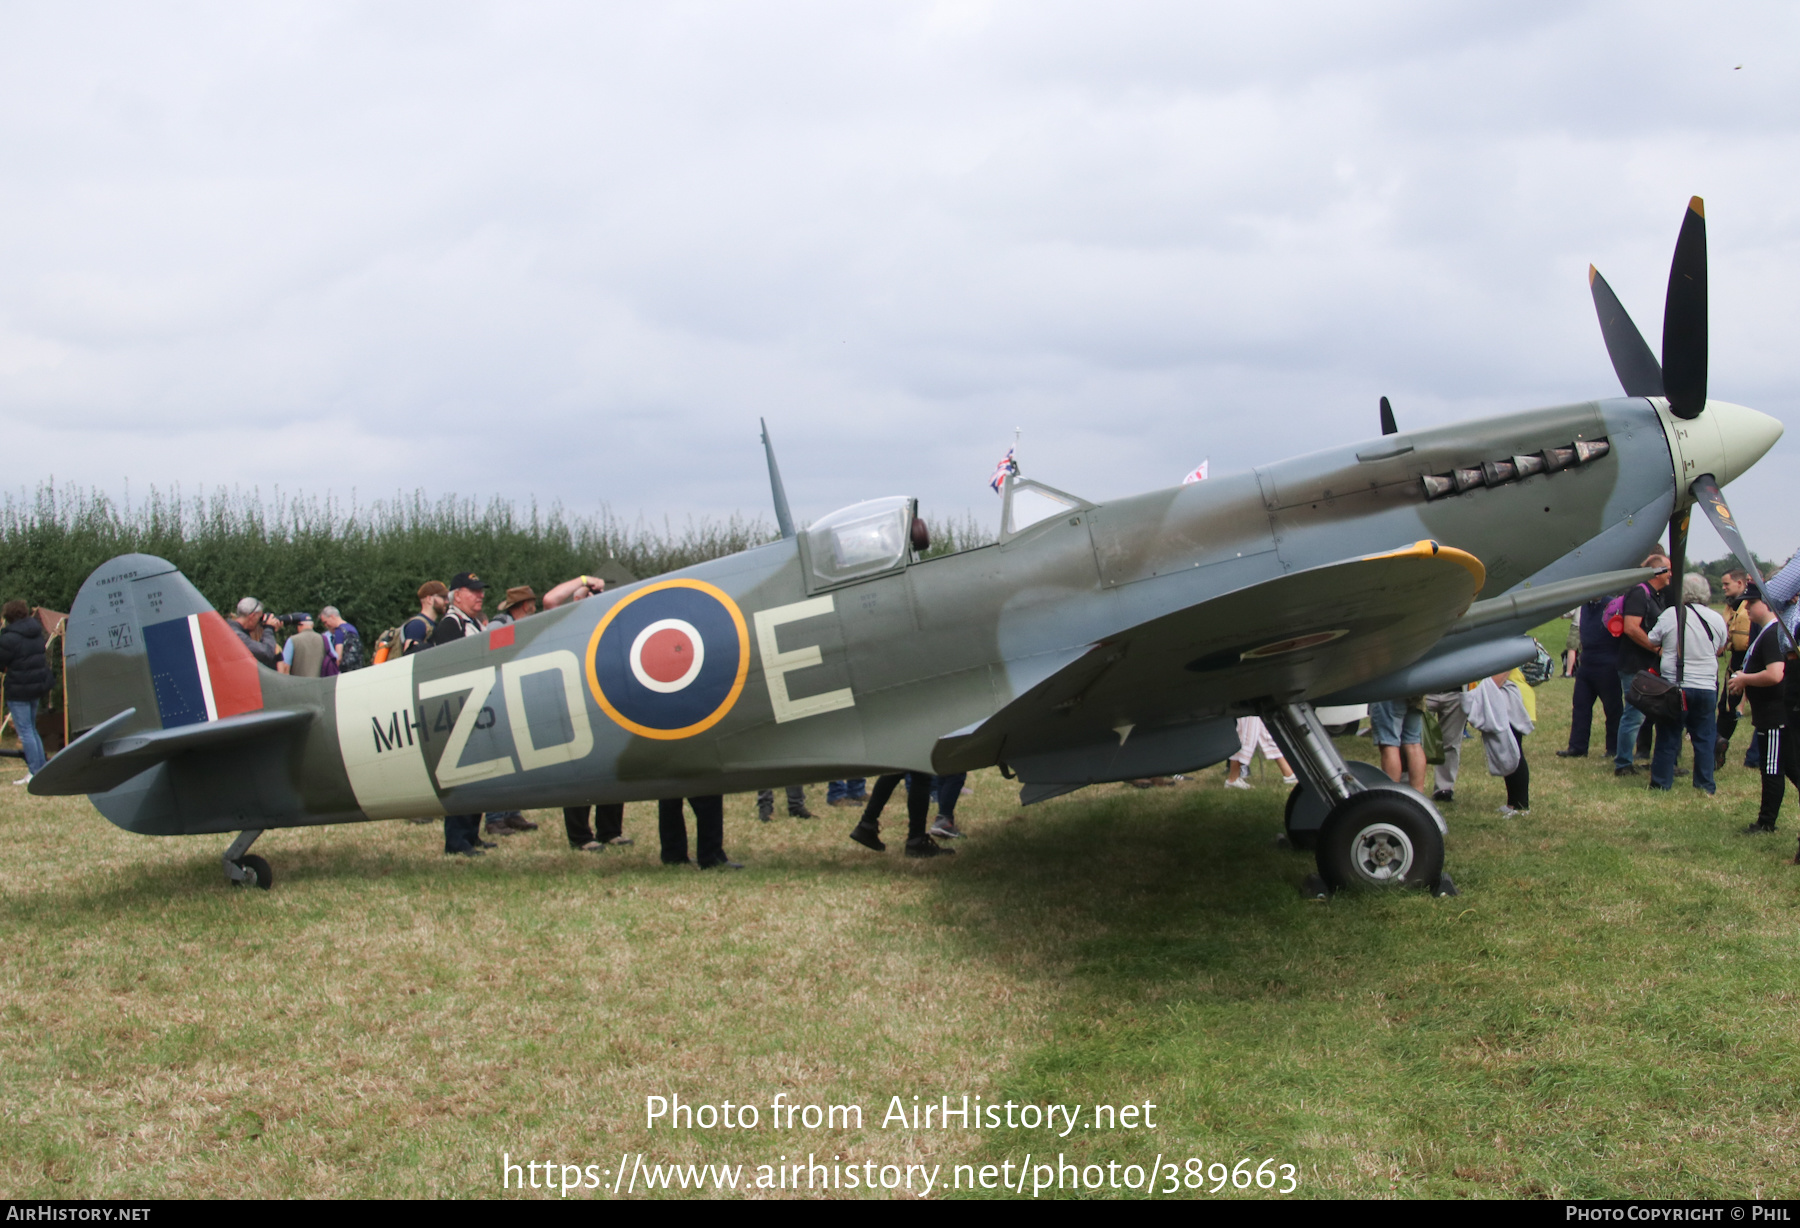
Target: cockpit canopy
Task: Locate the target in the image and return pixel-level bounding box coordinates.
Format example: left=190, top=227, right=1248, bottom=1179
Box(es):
left=802, top=496, right=916, bottom=590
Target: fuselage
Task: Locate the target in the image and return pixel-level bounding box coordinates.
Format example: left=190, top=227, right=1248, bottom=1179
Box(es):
left=72, top=395, right=1780, bottom=835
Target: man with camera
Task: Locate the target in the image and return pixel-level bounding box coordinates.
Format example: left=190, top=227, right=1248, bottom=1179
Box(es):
left=232, top=598, right=283, bottom=670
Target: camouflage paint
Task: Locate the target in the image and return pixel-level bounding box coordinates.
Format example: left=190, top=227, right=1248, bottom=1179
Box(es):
left=47, top=394, right=1779, bottom=835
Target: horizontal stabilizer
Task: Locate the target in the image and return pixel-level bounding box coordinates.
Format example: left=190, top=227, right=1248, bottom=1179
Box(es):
left=31, top=706, right=313, bottom=797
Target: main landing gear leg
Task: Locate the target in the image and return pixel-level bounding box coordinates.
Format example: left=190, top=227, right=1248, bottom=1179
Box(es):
left=222, top=829, right=272, bottom=890
left=1261, top=703, right=1455, bottom=898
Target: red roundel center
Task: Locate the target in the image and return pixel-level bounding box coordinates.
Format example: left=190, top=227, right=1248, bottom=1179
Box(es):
left=639, top=627, right=695, bottom=684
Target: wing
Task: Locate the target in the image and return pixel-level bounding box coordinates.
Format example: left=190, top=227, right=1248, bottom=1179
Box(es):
left=933, top=540, right=1484, bottom=774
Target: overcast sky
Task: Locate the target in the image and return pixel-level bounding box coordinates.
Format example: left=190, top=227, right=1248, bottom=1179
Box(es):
left=1, top=1, right=1795, bottom=563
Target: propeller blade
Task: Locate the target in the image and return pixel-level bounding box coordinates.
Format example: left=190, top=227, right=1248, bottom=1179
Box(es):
left=1661, top=197, right=1708, bottom=420
left=1668, top=504, right=1689, bottom=601
left=1665, top=501, right=1695, bottom=674
left=1588, top=265, right=1664, bottom=397
left=1690, top=473, right=1792, bottom=650
left=1379, top=395, right=1397, bottom=436
left=1690, top=473, right=1757, bottom=581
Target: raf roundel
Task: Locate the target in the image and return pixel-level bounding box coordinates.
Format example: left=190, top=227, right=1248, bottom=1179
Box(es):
left=585, top=580, right=749, bottom=739
left=630, top=619, right=705, bottom=692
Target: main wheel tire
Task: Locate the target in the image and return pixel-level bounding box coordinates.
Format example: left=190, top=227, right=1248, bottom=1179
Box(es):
left=1284, top=762, right=1388, bottom=853
left=234, top=854, right=273, bottom=890
left=1316, top=790, right=1444, bottom=892
left=1283, top=785, right=1315, bottom=851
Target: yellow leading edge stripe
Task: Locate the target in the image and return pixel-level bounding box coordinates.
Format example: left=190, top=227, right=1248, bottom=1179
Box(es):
left=1362, top=539, right=1487, bottom=593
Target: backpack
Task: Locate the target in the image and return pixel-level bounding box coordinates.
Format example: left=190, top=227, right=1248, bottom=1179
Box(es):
left=1728, top=600, right=1752, bottom=653
left=371, top=615, right=431, bottom=666
left=371, top=627, right=404, bottom=665
left=1519, top=638, right=1556, bottom=687
left=1604, top=583, right=1654, bottom=637
left=337, top=627, right=366, bottom=672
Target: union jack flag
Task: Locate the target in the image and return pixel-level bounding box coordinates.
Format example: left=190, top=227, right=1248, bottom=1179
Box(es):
left=989, top=448, right=1019, bottom=494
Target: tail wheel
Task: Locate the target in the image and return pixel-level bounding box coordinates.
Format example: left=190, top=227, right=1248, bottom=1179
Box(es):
left=1316, top=790, right=1443, bottom=892
left=234, top=854, right=273, bottom=890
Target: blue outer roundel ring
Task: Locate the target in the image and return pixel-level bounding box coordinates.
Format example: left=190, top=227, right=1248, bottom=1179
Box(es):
left=584, top=579, right=750, bottom=739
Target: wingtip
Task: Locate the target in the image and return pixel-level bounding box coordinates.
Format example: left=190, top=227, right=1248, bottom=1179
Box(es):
left=1362, top=539, right=1487, bottom=594
left=1688, top=195, right=1705, bottom=218
left=1587, top=263, right=1597, bottom=285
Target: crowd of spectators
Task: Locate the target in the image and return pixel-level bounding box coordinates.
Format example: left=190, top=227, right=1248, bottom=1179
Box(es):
left=1549, top=553, right=1800, bottom=864
left=1322, top=550, right=1800, bottom=854
left=229, top=598, right=365, bottom=679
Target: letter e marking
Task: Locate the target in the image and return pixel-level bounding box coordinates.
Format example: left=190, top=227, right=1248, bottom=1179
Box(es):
left=754, top=597, right=855, bottom=723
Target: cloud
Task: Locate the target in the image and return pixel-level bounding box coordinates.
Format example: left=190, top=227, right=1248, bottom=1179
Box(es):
left=0, top=0, right=1793, bottom=562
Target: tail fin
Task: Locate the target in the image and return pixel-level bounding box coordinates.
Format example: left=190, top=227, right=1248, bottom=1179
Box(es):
left=41, top=556, right=320, bottom=829
left=64, top=554, right=264, bottom=741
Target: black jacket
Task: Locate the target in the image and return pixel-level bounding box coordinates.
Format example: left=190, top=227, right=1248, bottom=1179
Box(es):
left=0, top=617, right=52, bottom=703
left=1577, top=598, right=1620, bottom=670
left=430, top=607, right=484, bottom=646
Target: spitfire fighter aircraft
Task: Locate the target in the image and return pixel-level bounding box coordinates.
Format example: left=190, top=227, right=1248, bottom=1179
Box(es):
left=34, top=199, right=1784, bottom=895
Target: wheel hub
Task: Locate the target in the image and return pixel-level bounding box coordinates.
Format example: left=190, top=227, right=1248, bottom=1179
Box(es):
left=1351, top=822, right=1414, bottom=883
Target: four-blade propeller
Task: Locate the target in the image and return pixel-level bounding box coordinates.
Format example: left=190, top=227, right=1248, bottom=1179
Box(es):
left=1589, top=197, right=1789, bottom=650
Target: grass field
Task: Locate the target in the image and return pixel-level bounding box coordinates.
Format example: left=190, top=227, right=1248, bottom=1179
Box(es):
left=3, top=619, right=1798, bottom=1200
